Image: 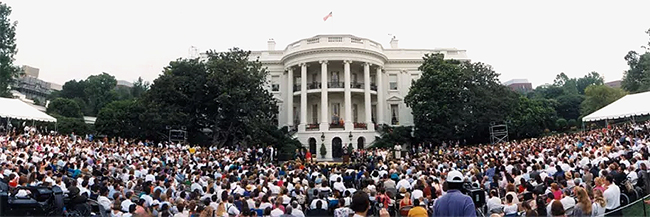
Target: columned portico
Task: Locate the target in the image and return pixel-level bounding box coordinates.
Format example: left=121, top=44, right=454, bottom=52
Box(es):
left=252, top=34, right=468, bottom=160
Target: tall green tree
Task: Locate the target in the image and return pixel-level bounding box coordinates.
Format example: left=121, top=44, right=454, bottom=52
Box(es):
left=555, top=94, right=584, bottom=121
left=576, top=71, right=604, bottom=94
left=142, top=48, right=282, bottom=147
left=60, top=80, right=87, bottom=99
left=95, top=100, right=145, bottom=138
left=131, top=77, right=150, bottom=98
left=621, top=28, right=650, bottom=93
left=0, top=3, right=19, bottom=97
left=405, top=53, right=518, bottom=144
left=580, top=85, right=627, bottom=116
left=84, top=73, right=118, bottom=116
left=46, top=98, right=83, bottom=118
left=508, top=97, right=558, bottom=138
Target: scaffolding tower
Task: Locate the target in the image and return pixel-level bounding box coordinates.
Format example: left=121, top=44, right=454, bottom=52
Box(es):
left=489, top=121, right=509, bottom=144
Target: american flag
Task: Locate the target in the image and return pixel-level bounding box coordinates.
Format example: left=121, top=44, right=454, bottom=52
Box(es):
left=323, top=12, right=333, bottom=21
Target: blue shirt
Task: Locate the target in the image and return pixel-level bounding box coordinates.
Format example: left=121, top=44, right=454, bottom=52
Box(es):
left=433, top=190, right=476, bottom=217
left=486, top=167, right=495, bottom=182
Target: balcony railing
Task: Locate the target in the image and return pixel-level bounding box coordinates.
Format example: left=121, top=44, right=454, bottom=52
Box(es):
left=351, top=82, right=364, bottom=89
left=307, top=82, right=321, bottom=90
left=306, top=123, right=319, bottom=131
left=328, top=82, right=344, bottom=88
left=354, top=122, right=367, bottom=130
left=329, top=122, right=344, bottom=129
left=291, top=82, right=377, bottom=92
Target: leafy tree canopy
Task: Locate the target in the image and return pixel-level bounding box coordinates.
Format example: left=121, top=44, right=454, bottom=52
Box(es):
left=0, top=3, right=19, bottom=97
left=141, top=48, right=284, bottom=147
left=46, top=98, right=83, bottom=118
left=580, top=85, right=626, bottom=117
left=405, top=53, right=519, bottom=144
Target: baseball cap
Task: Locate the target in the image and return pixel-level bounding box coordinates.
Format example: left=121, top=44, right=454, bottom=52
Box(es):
left=446, top=170, right=464, bottom=183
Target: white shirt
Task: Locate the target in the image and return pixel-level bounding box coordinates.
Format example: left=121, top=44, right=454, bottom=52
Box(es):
left=121, top=199, right=134, bottom=212
left=270, top=208, right=284, bottom=217
left=310, top=199, right=329, bottom=210
left=487, top=196, right=502, bottom=212
left=411, top=189, right=423, bottom=201
left=603, top=183, right=621, bottom=209
left=291, top=208, right=305, bottom=217
left=140, top=194, right=153, bottom=207
left=560, top=196, right=576, bottom=210
left=98, top=195, right=112, bottom=211
left=396, top=179, right=411, bottom=191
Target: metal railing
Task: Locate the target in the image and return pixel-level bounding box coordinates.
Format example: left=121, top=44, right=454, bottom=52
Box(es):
left=351, top=82, right=364, bottom=89
left=604, top=193, right=650, bottom=216
left=307, top=82, right=321, bottom=90
left=328, top=82, right=344, bottom=88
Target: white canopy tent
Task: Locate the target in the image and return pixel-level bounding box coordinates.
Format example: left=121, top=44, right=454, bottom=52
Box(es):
left=582, top=91, right=650, bottom=122
left=0, top=97, right=57, bottom=122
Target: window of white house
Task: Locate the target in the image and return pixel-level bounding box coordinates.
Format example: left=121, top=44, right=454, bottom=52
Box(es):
left=312, top=104, right=318, bottom=124
left=390, top=104, right=399, bottom=125
left=271, top=76, right=280, bottom=92
left=389, top=74, right=398, bottom=90
left=331, top=103, right=342, bottom=126
left=352, top=104, right=358, bottom=123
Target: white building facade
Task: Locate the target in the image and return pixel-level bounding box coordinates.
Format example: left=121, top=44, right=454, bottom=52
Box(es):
left=248, top=35, right=469, bottom=160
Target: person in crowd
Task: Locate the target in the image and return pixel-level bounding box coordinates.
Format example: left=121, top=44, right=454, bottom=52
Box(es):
left=503, top=194, right=518, bottom=216
left=592, top=189, right=607, bottom=217
left=1, top=121, right=649, bottom=217
left=572, top=187, right=592, bottom=217
left=432, top=170, right=476, bottom=217
left=487, top=189, right=502, bottom=213
left=550, top=200, right=566, bottom=217
left=603, top=175, right=621, bottom=216
left=407, top=198, right=428, bottom=217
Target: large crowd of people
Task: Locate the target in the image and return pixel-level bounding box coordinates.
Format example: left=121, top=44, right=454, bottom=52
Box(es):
left=1, top=120, right=649, bottom=217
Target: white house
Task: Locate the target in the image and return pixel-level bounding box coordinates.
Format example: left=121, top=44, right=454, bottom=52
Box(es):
left=243, top=34, right=468, bottom=160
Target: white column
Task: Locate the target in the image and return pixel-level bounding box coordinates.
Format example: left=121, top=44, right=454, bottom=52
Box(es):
left=344, top=60, right=353, bottom=131
left=364, top=63, right=374, bottom=131
left=287, top=67, right=294, bottom=127
left=299, top=63, right=308, bottom=132
left=376, top=66, right=384, bottom=126
left=320, top=60, right=329, bottom=131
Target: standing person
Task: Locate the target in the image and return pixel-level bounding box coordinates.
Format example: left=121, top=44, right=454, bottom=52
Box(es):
left=602, top=175, right=621, bottom=216
left=350, top=192, right=370, bottom=217
left=592, top=190, right=607, bottom=217
left=572, top=187, right=592, bottom=217
left=394, top=143, right=402, bottom=159
left=432, top=170, right=476, bottom=217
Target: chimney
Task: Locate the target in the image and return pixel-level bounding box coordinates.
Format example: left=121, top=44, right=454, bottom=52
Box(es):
left=267, top=39, right=276, bottom=50
left=390, top=37, right=398, bottom=49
